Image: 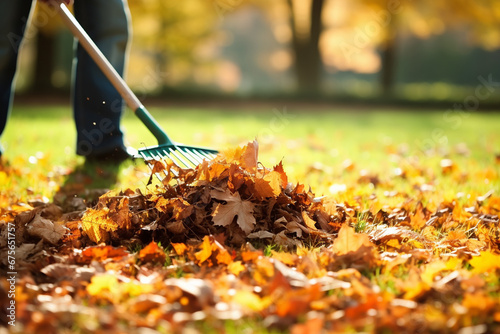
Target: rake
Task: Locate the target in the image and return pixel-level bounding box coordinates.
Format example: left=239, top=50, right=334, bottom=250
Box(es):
left=56, top=3, right=218, bottom=172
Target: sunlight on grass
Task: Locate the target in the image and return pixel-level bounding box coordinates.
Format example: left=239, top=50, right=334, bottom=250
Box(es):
left=2, top=104, right=499, bottom=201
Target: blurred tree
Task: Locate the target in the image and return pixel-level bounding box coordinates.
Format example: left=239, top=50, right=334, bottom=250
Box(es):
left=128, top=0, right=217, bottom=91
left=286, top=0, right=325, bottom=94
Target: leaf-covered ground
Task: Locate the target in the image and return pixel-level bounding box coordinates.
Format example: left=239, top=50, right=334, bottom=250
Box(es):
left=1, top=139, right=500, bottom=334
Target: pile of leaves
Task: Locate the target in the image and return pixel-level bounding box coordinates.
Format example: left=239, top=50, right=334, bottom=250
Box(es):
left=1, top=141, right=500, bottom=333
left=80, top=140, right=338, bottom=249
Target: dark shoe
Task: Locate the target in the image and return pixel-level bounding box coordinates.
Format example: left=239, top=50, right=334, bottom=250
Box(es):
left=86, top=146, right=137, bottom=164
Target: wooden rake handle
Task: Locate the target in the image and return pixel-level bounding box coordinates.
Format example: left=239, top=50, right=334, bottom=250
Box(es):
left=56, top=3, right=142, bottom=111
left=56, top=3, right=174, bottom=146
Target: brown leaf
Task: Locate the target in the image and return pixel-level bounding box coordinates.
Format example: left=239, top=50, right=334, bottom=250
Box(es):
left=211, top=189, right=256, bottom=234
left=26, top=214, right=67, bottom=245
left=41, top=263, right=96, bottom=281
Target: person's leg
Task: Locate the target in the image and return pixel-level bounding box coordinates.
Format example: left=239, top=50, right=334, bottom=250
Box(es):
left=73, top=0, right=130, bottom=158
left=0, top=0, right=34, bottom=155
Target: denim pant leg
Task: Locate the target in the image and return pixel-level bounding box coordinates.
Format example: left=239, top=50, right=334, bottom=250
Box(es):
left=0, top=0, right=34, bottom=153
left=73, top=0, right=130, bottom=157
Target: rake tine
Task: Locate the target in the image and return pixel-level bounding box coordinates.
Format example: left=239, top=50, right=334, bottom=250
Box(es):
left=179, top=147, right=205, bottom=165
left=196, top=149, right=216, bottom=160
left=163, top=148, right=193, bottom=169
left=177, top=149, right=201, bottom=167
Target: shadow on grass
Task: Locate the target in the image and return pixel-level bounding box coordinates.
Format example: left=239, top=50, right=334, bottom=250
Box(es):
left=54, top=160, right=125, bottom=209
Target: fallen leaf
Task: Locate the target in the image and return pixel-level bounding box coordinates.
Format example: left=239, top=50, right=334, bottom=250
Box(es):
left=469, top=251, right=500, bottom=273
left=26, top=214, right=67, bottom=245
left=330, top=224, right=378, bottom=269
left=291, top=317, right=324, bottom=334
left=228, top=261, right=245, bottom=276
left=301, top=211, right=317, bottom=230
left=211, top=189, right=256, bottom=234
left=87, top=274, right=119, bottom=296
left=233, top=290, right=271, bottom=312
left=172, top=242, right=188, bottom=256
left=81, top=245, right=129, bottom=262
left=139, top=241, right=167, bottom=264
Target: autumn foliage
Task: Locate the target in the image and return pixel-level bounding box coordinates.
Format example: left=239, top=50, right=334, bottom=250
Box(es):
left=1, top=140, right=500, bottom=333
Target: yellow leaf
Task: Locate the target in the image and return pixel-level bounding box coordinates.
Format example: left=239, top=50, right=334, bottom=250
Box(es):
left=332, top=224, right=373, bottom=255
left=87, top=274, right=119, bottom=296
left=445, top=257, right=462, bottom=271
left=120, top=281, right=154, bottom=298
left=470, top=251, right=500, bottom=274
left=421, top=261, right=447, bottom=285
left=301, top=211, right=317, bottom=230
left=264, top=170, right=283, bottom=196
left=228, top=261, right=245, bottom=276
left=403, top=281, right=428, bottom=300
left=82, top=207, right=117, bottom=244
left=233, top=290, right=271, bottom=312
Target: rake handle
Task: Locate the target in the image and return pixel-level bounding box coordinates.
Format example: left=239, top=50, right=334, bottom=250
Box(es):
left=56, top=3, right=174, bottom=146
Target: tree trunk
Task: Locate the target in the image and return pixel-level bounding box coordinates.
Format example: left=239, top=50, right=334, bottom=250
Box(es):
left=288, top=0, right=325, bottom=94
left=380, top=14, right=398, bottom=97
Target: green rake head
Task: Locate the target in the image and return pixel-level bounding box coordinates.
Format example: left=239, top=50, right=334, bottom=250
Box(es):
left=134, top=106, right=219, bottom=171
left=138, top=144, right=219, bottom=169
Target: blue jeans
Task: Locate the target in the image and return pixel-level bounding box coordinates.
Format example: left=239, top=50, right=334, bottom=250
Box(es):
left=0, top=0, right=130, bottom=157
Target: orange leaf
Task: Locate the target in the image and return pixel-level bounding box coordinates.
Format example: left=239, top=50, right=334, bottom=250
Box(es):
left=275, top=284, right=322, bottom=317
left=301, top=211, right=317, bottom=230
left=81, top=245, right=129, bottom=262
left=139, top=241, right=166, bottom=264
left=273, top=161, right=288, bottom=188
left=221, top=140, right=258, bottom=171
left=253, top=177, right=276, bottom=199
left=195, top=236, right=213, bottom=264
left=291, top=318, right=324, bottom=334
left=171, top=242, right=188, bottom=256
left=331, top=224, right=379, bottom=269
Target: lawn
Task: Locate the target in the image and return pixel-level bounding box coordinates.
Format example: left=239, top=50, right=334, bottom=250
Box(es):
left=1, top=103, right=500, bottom=333
left=3, top=104, right=499, bottom=197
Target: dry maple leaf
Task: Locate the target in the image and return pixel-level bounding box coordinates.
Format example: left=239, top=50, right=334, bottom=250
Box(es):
left=211, top=189, right=256, bottom=234
left=330, top=224, right=379, bottom=269
left=82, top=207, right=117, bottom=243
left=26, top=214, right=68, bottom=245
left=220, top=139, right=258, bottom=171
left=194, top=235, right=232, bottom=266
left=82, top=197, right=131, bottom=244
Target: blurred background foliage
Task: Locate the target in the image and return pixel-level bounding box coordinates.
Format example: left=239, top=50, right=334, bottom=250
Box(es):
left=13, top=0, right=500, bottom=104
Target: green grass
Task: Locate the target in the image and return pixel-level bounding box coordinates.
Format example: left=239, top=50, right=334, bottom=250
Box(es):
left=2, top=104, right=499, bottom=200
